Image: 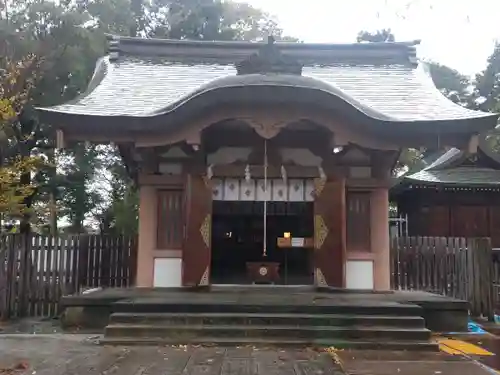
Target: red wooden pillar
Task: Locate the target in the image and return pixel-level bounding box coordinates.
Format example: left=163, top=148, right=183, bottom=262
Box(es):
left=313, top=177, right=346, bottom=288
left=182, top=174, right=212, bottom=286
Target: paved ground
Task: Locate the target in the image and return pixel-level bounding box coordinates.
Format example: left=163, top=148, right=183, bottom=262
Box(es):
left=2, top=318, right=500, bottom=375
left=0, top=334, right=498, bottom=375
left=0, top=335, right=345, bottom=375
left=337, top=349, right=496, bottom=375
left=0, top=317, right=63, bottom=334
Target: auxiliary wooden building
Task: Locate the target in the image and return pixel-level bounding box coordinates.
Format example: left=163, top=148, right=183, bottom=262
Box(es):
left=37, top=36, right=497, bottom=290
left=392, top=137, right=500, bottom=247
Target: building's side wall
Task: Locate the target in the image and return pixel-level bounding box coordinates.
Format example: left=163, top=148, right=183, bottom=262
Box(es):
left=344, top=188, right=390, bottom=291
left=136, top=185, right=156, bottom=287
left=397, top=189, right=500, bottom=247
left=137, top=175, right=184, bottom=288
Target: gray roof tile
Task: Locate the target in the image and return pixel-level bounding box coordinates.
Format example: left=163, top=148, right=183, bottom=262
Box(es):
left=405, top=167, right=500, bottom=186
left=37, top=35, right=497, bottom=132
left=423, top=148, right=464, bottom=170
left=43, top=57, right=493, bottom=122
left=63, top=58, right=236, bottom=116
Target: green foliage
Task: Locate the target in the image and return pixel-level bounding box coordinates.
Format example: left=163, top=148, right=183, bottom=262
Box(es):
left=0, top=48, right=46, bottom=218
left=58, top=144, right=103, bottom=233
left=425, top=62, right=472, bottom=106
left=357, top=28, right=395, bottom=43
left=474, top=43, right=500, bottom=112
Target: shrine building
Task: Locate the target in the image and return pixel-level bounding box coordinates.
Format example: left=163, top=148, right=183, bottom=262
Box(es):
left=37, top=36, right=498, bottom=290
left=392, top=134, right=500, bottom=247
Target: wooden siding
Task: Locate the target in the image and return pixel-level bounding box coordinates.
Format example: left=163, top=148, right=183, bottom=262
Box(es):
left=346, top=192, right=371, bottom=251
left=396, top=190, right=500, bottom=247
left=157, top=190, right=184, bottom=249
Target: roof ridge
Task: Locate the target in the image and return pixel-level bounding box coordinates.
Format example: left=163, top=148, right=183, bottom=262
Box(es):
left=105, top=34, right=420, bottom=66
left=422, top=148, right=464, bottom=171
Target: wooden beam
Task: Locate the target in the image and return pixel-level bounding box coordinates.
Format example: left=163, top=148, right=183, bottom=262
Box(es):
left=346, top=178, right=394, bottom=189
left=212, top=164, right=324, bottom=178
left=138, top=174, right=184, bottom=187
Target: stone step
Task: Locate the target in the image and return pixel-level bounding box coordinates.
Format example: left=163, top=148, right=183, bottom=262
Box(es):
left=99, top=336, right=439, bottom=352
left=109, top=312, right=426, bottom=328
left=113, top=300, right=423, bottom=316
left=104, top=324, right=432, bottom=342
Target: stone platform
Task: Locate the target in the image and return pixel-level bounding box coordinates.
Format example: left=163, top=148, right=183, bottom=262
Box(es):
left=61, top=286, right=468, bottom=342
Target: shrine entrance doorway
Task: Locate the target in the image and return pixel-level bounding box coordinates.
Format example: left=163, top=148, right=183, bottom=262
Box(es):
left=210, top=201, right=314, bottom=285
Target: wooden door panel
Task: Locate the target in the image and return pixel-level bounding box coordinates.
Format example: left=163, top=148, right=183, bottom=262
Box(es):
left=489, top=207, right=500, bottom=248
left=452, top=206, right=488, bottom=238
left=182, top=174, right=212, bottom=286
left=313, top=178, right=345, bottom=287
left=427, top=206, right=450, bottom=237
left=489, top=207, right=500, bottom=247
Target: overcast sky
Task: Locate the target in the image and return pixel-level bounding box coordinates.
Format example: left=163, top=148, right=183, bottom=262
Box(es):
left=235, top=0, right=500, bottom=77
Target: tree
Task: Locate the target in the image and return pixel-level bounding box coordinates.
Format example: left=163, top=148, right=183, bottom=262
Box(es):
left=82, top=0, right=294, bottom=41
left=58, top=144, right=103, bottom=233
left=0, top=0, right=106, bottom=233
left=474, top=43, right=500, bottom=113
left=94, top=147, right=138, bottom=235
left=425, top=62, right=473, bottom=106
left=471, top=43, right=500, bottom=153
left=0, top=53, right=43, bottom=217
left=357, top=28, right=395, bottom=43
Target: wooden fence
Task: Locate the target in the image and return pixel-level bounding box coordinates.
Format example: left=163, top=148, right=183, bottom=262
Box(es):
left=0, top=234, right=137, bottom=320
left=3, top=233, right=500, bottom=321
left=391, top=236, right=494, bottom=320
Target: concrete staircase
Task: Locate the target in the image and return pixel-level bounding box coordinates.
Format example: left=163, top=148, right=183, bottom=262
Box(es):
left=100, top=299, right=438, bottom=350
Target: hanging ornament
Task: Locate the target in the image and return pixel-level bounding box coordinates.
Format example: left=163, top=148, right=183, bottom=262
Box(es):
left=207, top=164, right=214, bottom=180
left=318, top=165, right=326, bottom=180
left=245, top=164, right=251, bottom=182
left=281, top=165, right=287, bottom=184
left=263, top=139, right=268, bottom=257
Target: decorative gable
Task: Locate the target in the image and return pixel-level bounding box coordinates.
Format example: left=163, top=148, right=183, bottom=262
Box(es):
left=236, top=36, right=303, bottom=76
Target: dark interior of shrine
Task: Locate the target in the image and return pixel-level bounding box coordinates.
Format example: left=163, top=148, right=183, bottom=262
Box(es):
left=210, top=201, right=314, bottom=285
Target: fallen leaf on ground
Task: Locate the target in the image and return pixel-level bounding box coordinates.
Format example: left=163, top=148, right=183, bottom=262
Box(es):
left=0, top=362, right=29, bottom=374
left=14, top=363, right=28, bottom=370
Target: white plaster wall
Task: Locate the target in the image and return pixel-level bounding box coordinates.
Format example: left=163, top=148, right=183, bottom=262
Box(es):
left=153, top=258, right=182, bottom=287
left=346, top=260, right=374, bottom=290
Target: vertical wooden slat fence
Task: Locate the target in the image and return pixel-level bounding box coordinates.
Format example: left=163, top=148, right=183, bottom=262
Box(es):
left=0, top=234, right=137, bottom=320
left=391, top=236, right=495, bottom=320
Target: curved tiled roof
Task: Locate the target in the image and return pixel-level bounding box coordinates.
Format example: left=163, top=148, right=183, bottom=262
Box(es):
left=40, top=57, right=493, bottom=122
left=36, top=35, right=498, bottom=136
left=400, top=135, right=500, bottom=187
